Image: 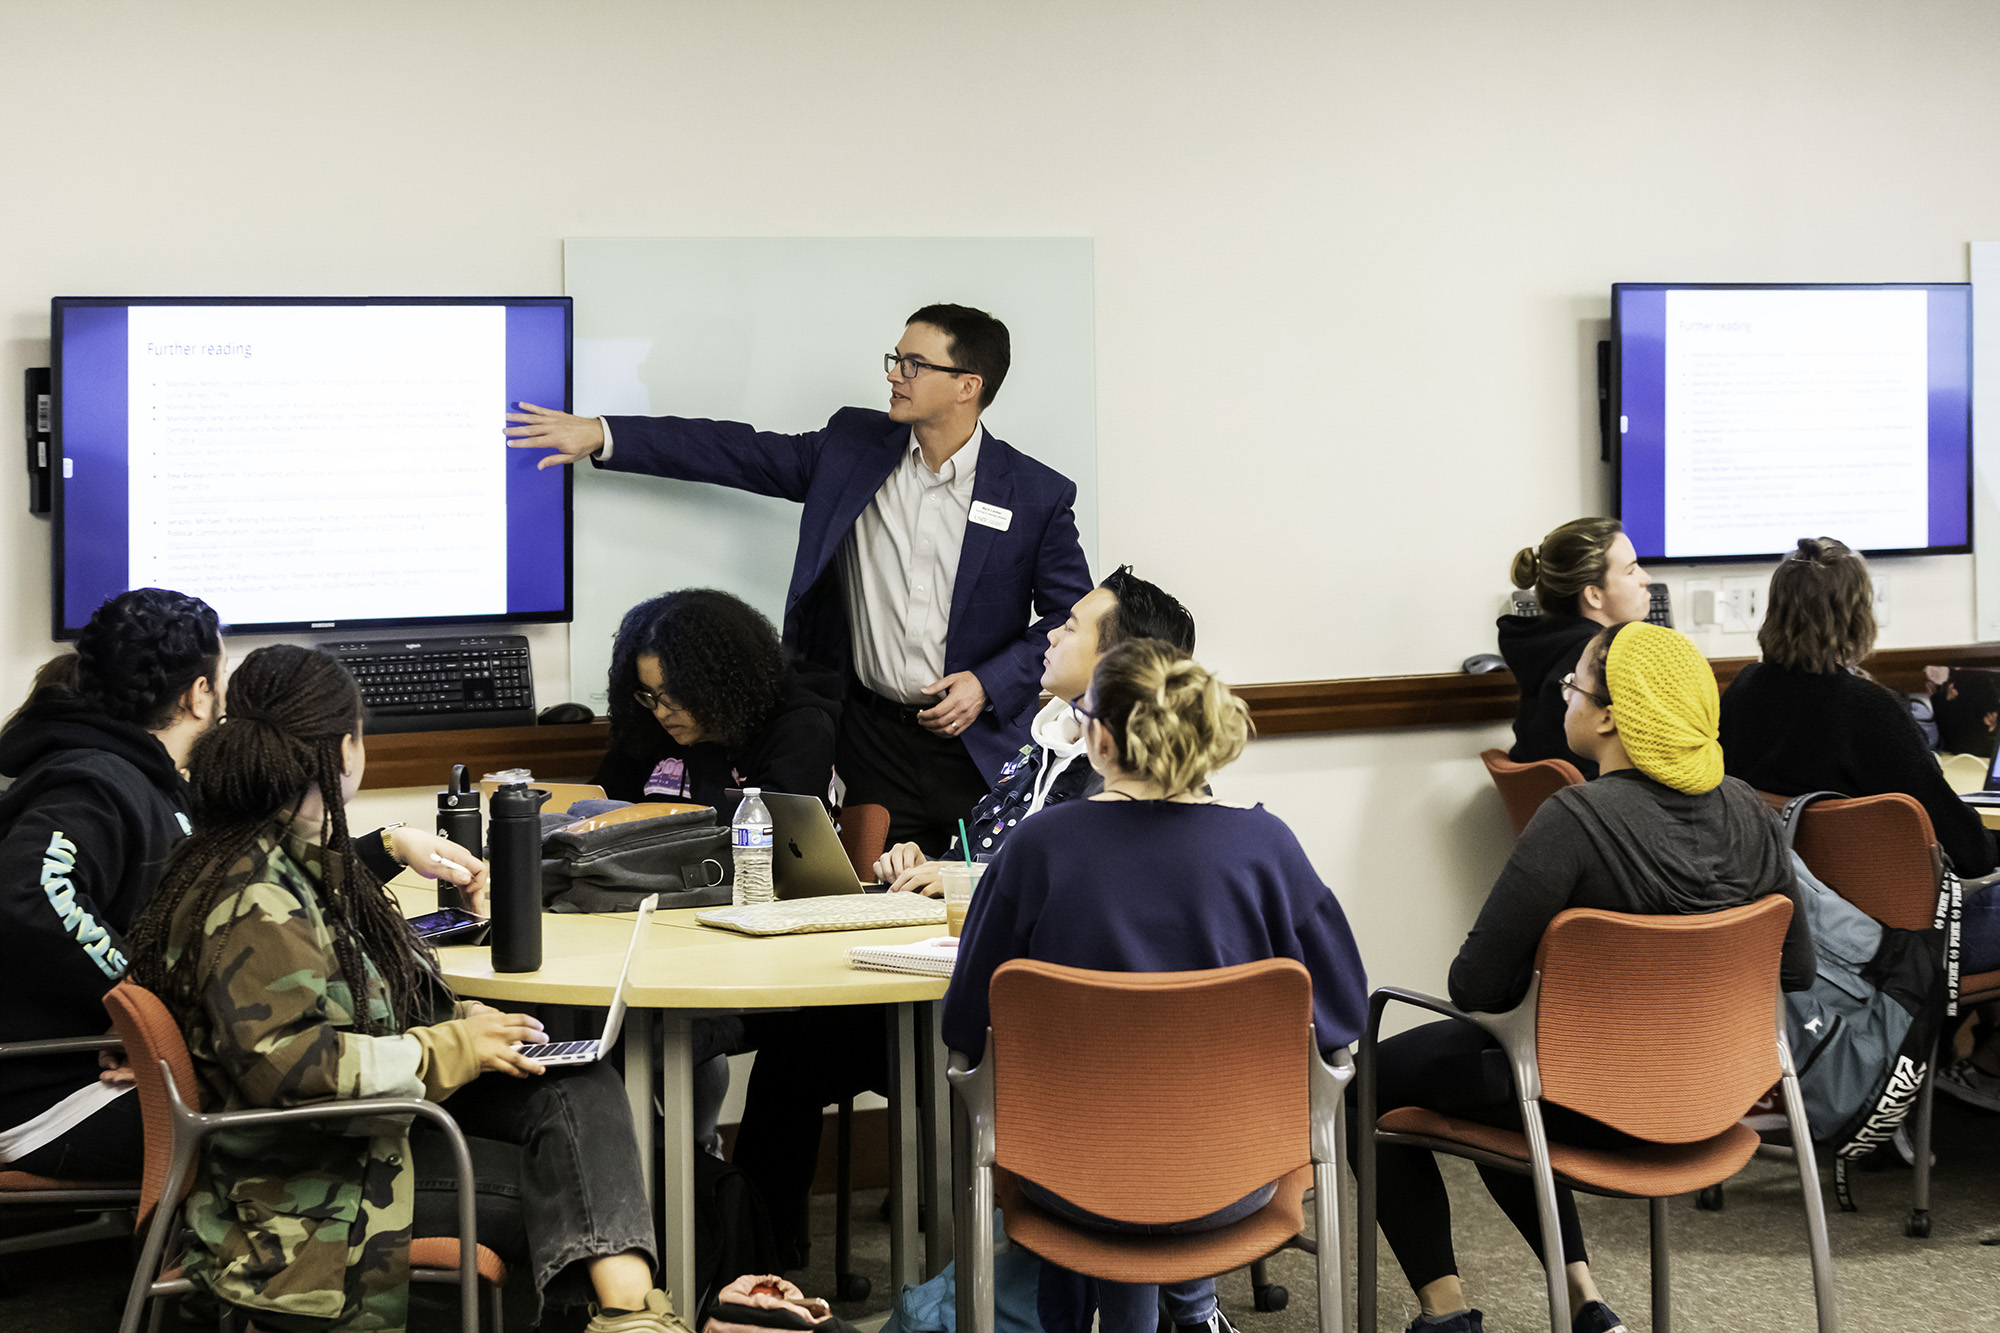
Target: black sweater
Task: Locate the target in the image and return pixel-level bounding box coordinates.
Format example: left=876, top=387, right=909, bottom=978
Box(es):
left=1719, top=662, right=1997, bottom=878
left=0, top=699, right=190, bottom=1128
left=594, top=671, right=841, bottom=820
left=1496, top=613, right=1600, bottom=779
left=1450, top=769, right=1815, bottom=1014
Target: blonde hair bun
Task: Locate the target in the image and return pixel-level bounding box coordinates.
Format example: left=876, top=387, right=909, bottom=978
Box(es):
left=1090, top=640, right=1251, bottom=797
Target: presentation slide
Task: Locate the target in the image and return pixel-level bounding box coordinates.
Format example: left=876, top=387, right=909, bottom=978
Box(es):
left=56, top=300, right=570, bottom=635
left=1616, top=284, right=1971, bottom=562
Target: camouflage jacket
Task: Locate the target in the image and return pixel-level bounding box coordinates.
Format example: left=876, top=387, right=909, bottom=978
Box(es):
left=164, top=829, right=452, bottom=1331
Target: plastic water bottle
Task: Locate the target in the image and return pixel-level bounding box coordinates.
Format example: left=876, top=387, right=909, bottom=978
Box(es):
left=732, top=788, right=775, bottom=905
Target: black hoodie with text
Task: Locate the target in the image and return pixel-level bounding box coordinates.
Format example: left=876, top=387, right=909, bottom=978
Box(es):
left=0, top=696, right=191, bottom=1130
left=1495, top=612, right=1601, bottom=779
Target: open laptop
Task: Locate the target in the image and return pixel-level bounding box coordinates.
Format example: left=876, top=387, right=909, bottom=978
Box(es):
left=514, top=894, right=657, bottom=1065
left=1961, top=749, right=2000, bottom=807
left=734, top=791, right=886, bottom=898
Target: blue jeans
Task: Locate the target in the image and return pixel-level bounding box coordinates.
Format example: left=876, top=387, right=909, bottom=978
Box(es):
left=1964, top=883, right=2000, bottom=974
left=1019, top=1178, right=1278, bottom=1333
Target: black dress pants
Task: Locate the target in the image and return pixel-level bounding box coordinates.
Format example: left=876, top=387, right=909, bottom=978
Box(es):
left=729, top=1005, right=891, bottom=1269
left=1350, top=1019, right=1642, bottom=1293
left=837, top=687, right=991, bottom=856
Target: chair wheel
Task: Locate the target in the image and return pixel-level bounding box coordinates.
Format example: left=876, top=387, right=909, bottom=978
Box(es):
left=837, top=1273, right=871, bottom=1301
left=1253, top=1284, right=1289, bottom=1312
left=1695, top=1184, right=1725, bottom=1212
left=1906, top=1210, right=1932, bottom=1239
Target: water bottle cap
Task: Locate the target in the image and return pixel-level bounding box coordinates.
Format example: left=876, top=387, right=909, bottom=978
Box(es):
left=742, top=787, right=761, bottom=797
left=490, top=781, right=552, bottom=815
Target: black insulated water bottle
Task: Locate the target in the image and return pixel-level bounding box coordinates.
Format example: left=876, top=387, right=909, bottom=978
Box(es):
left=434, top=764, right=483, bottom=913
left=489, top=782, right=550, bottom=973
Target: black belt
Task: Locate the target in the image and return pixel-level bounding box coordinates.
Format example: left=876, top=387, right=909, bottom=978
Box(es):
left=849, top=681, right=939, bottom=727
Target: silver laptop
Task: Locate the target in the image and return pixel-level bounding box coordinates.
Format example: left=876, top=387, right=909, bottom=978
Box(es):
left=1962, top=747, right=2000, bottom=806
left=515, top=894, right=657, bottom=1065
left=741, top=791, right=883, bottom=898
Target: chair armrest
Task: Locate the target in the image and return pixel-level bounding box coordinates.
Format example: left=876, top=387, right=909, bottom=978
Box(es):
left=944, top=1030, right=996, bottom=1168
left=1306, top=1032, right=1354, bottom=1166
left=1361, top=981, right=1543, bottom=1105
left=1961, top=870, right=2000, bottom=894
left=0, top=1035, right=123, bottom=1060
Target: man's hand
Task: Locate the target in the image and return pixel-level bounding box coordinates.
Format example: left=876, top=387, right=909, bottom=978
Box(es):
left=505, top=402, right=605, bottom=470
left=873, top=841, right=946, bottom=897
left=390, top=827, right=492, bottom=916
left=98, top=1043, right=134, bottom=1088
left=466, top=1008, right=549, bottom=1078
left=918, top=671, right=986, bottom=737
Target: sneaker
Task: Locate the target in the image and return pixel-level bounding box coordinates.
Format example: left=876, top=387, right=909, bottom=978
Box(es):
left=586, top=1290, right=698, bottom=1333
left=1937, top=1058, right=2000, bottom=1113
left=1402, top=1312, right=1484, bottom=1333
left=1572, top=1300, right=1628, bottom=1333
left=1176, top=1312, right=1242, bottom=1333
left=1739, top=1084, right=1788, bottom=1133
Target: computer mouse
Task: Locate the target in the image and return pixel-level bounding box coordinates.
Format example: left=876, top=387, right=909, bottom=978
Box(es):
left=537, top=702, right=597, bottom=725
left=1461, top=653, right=1509, bottom=675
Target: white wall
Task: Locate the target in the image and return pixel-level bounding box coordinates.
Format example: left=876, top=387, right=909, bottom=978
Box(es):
left=9, top=2, right=2000, bottom=1000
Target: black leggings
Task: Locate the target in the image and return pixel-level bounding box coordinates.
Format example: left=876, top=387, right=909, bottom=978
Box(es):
left=1351, top=1020, right=1640, bottom=1292
left=7, top=1087, right=143, bottom=1179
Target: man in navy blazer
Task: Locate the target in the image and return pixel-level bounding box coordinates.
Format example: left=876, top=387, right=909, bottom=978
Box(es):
left=509, top=303, right=1092, bottom=854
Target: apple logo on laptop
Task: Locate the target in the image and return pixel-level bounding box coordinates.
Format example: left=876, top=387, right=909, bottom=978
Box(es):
left=789, top=839, right=804, bottom=859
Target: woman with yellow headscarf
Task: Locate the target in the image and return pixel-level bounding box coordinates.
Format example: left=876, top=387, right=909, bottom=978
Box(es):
left=1359, top=621, right=1817, bottom=1333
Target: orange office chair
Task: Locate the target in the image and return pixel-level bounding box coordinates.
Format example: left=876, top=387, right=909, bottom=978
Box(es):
left=100, top=980, right=500, bottom=1333
left=1479, top=750, right=1585, bottom=837
left=837, top=803, right=892, bottom=882
left=950, top=958, right=1351, bottom=1333
left=1356, top=898, right=1837, bottom=1333
left=0, top=1034, right=138, bottom=1257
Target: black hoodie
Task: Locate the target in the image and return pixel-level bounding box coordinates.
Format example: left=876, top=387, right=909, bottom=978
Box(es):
left=0, top=696, right=190, bottom=1130
left=594, top=667, right=843, bottom=820
left=1495, top=612, right=1601, bottom=779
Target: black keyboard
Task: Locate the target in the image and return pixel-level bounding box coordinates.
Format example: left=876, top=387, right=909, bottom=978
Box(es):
left=325, top=635, right=536, bottom=733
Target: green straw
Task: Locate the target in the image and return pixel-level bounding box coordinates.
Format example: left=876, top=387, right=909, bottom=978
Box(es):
left=959, top=818, right=973, bottom=866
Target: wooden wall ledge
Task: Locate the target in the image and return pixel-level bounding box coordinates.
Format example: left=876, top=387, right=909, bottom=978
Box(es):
left=359, top=641, right=2000, bottom=788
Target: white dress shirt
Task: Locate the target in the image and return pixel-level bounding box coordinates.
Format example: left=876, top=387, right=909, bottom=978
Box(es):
left=595, top=416, right=984, bottom=705
left=840, top=426, right=983, bottom=704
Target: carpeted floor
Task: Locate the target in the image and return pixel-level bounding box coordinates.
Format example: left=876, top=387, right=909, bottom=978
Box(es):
left=7, top=1096, right=2000, bottom=1331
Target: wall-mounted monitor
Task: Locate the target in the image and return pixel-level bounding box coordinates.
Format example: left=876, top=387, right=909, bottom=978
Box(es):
left=51, top=296, right=572, bottom=638
left=1611, top=282, right=1972, bottom=564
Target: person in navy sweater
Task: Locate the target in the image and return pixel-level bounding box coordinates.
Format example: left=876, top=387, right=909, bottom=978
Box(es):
left=944, top=638, right=1368, bottom=1333
left=506, top=304, right=1092, bottom=855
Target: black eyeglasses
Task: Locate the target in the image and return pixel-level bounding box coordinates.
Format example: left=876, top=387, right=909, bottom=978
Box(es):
left=1559, top=673, right=1612, bottom=707
left=633, top=688, right=692, bottom=719
left=885, top=352, right=973, bottom=381
left=1068, top=692, right=1099, bottom=720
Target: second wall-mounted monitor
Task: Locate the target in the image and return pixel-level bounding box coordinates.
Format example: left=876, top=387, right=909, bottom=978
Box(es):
left=1612, top=282, right=1972, bottom=564
left=53, top=296, right=572, bottom=638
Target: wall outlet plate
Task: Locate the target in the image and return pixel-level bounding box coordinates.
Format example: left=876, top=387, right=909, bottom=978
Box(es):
left=1720, top=577, right=1765, bottom=634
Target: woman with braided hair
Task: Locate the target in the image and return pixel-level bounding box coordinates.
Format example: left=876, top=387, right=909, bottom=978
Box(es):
left=941, top=638, right=1368, bottom=1333
left=595, top=589, right=840, bottom=818
left=125, top=645, right=689, bottom=1333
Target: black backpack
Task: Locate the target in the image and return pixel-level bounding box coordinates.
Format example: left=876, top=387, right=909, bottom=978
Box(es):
left=694, top=1150, right=782, bottom=1318
left=1778, top=792, right=1958, bottom=1211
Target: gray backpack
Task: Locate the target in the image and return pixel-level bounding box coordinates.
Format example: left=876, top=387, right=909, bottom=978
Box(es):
left=1779, top=792, right=1953, bottom=1210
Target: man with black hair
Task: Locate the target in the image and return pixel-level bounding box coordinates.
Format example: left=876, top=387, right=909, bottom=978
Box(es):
left=874, top=564, right=1197, bottom=892
left=508, top=304, right=1092, bottom=853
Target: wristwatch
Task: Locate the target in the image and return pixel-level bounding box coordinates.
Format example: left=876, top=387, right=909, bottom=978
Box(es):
left=379, top=822, right=407, bottom=866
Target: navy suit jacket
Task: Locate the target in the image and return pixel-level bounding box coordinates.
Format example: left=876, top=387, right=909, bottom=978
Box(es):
left=599, top=407, right=1092, bottom=782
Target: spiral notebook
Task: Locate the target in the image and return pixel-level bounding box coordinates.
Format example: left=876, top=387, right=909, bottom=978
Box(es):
left=846, top=935, right=960, bottom=977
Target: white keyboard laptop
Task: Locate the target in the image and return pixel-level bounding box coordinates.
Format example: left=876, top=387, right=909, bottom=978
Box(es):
left=514, top=894, right=656, bottom=1065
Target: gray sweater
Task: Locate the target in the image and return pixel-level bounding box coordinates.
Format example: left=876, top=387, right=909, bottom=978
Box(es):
left=1450, top=769, right=1817, bottom=1014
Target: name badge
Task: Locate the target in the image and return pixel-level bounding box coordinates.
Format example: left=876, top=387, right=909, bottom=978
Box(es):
left=969, top=501, right=1013, bottom=532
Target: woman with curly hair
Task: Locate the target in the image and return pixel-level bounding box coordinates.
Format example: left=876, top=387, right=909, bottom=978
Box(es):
left=595, top=589, right=840, bottom=818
